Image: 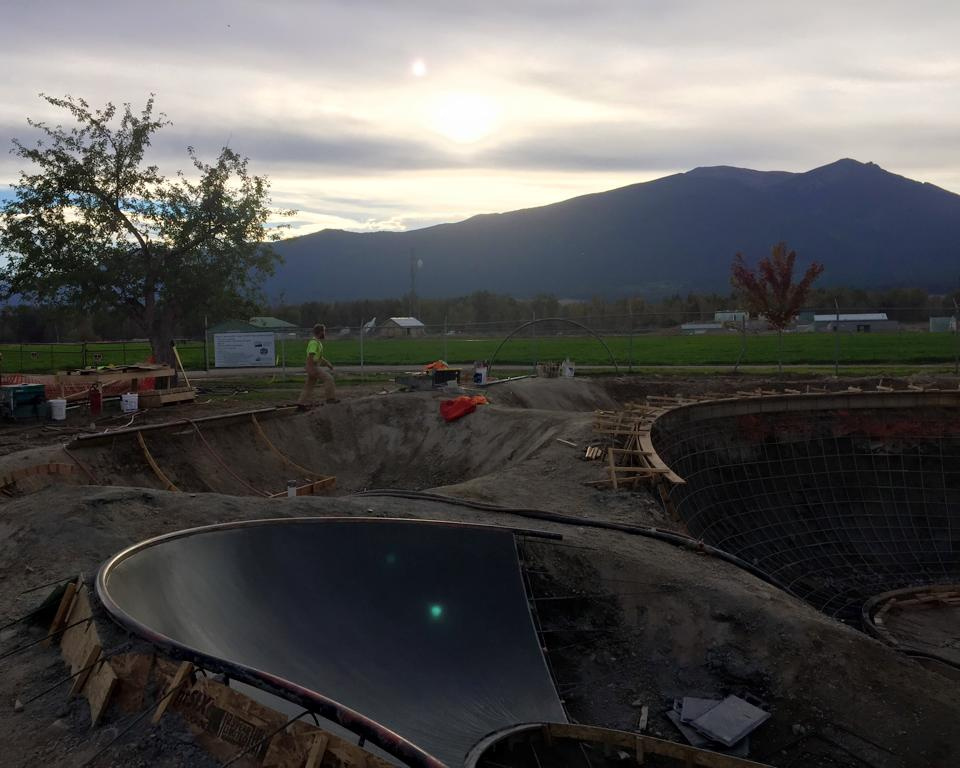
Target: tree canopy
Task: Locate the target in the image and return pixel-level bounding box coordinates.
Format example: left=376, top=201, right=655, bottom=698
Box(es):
left=0, top=94, right=292, bottom=362
left=731, top=242, right=824, bottom=330
left=731, top=241, right=824, bottom=371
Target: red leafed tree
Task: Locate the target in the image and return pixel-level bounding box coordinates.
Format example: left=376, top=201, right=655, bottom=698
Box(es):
left=731, top=242, right=824, bottom=372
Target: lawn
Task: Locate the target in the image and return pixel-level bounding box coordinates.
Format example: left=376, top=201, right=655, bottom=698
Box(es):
left=1, top=331, right=957, bottom=374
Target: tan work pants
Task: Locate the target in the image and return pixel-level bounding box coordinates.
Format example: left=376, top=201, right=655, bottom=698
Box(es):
left=298, top=366, right=336, bottom=403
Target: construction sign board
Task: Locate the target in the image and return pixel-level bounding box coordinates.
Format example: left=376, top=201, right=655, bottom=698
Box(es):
left=214, top=332, right=275, bottom=368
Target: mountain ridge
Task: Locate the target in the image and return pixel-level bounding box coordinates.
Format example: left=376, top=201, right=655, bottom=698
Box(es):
left=268, top=160, right=960, bottom=301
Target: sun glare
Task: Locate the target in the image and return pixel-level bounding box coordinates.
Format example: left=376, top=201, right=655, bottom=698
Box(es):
left=428, top=92, right=499, bottom=144
left=411, top=58, right=427, bottom=77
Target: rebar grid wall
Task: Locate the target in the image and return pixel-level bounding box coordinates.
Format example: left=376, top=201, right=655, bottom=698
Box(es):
left=652, top=395, right=960, bottom=622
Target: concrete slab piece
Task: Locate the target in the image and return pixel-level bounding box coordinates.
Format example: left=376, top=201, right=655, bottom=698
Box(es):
left=667, top=710, right=751, bottom=757
left=690, top=694, right=770, bottom=747
left=680, top=696, right=722, bottom=723
left=667, top=710, right=712, bottom=748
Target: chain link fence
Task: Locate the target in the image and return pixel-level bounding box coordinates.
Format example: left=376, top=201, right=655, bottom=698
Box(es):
left=2, top=308, right=958, bottom=374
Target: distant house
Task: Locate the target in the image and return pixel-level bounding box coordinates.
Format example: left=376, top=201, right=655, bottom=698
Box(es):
left=714, top=310, right=748, bottom=324
left=249, top=316, right=298, bottom=331
left=812, top=312, right=899, bottom=333
left=681, top=322, right=725, bottom=335
left=249, top=316, right=300, bottom=338
left=209, top=319, right=261, bottom=334
left=380, top=317, right=426, bottom=338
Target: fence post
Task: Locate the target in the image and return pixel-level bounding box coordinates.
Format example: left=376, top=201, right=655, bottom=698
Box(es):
left=19, top=344, right=23, bottom=374
left=443, top=316, right=448, bottom=363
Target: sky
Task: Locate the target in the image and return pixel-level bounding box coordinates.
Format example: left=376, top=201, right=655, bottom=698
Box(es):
left=2, top=0, right=960, bottom=236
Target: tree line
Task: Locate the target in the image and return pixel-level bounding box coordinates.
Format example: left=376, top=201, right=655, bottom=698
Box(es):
left=2, top=285, right=957, bottom=343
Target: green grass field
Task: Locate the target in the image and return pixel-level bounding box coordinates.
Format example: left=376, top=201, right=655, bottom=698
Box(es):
left=2, top=330, right=957, bottom=374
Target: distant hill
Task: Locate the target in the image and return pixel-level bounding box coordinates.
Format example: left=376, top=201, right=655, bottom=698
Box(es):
left=267, top=159, right=960, bottom=301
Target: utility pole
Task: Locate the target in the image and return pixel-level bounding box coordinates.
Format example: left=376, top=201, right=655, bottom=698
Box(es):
left=408, top=250, right=422, bottom=317
left=834, top=298, right=840, bottom=377
left=954, top=298, right=959, bottom=376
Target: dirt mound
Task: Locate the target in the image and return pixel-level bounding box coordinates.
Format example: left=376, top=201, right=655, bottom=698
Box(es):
left=483, top=378, right=620, bottom=411
left=56, top=392, right=591, bottom=496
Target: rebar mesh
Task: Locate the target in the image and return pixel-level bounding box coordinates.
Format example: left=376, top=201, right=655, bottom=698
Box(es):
left=653, top=405, right=960, bottom=622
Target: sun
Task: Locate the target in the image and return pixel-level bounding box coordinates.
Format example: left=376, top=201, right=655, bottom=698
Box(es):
left=411, top=58, right=427, bottom=77
left=428, top=92, right=499, bottom=144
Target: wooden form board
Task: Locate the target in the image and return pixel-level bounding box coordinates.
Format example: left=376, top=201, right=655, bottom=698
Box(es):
left=53, top=581, right=117, bottom=727
left=138, top=387, right=196, bottom=408
left=592, top=403, right=684, bottom=493
left=44, top=581, right=383, bottom=767
left=269, top=476, right=337, bottom=498
left=542, top=722, right=773, bottom=768
left=55, top=366, right=176, bottom=396
left=150, top=657, right=390, bottom=767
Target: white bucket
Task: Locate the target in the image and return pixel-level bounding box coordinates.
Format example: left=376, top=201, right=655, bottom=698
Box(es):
left=49, top=398, right=67, bottom=421
left=562, top=358, right=575, bottom=378
left=120, top=393, right=139, bottom=413
left=473, top=363, right=488, bottom=385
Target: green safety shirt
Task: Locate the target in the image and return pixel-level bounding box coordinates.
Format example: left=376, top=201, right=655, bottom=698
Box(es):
left=306, top=338, right=323, bottom=362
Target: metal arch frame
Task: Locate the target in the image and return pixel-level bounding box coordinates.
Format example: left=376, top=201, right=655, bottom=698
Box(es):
left=486, top=318, right=619, bottom=378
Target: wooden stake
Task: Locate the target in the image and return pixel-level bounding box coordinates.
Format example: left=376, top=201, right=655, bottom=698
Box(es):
left=304, top=734, right=330, bottom=768
left=137, top=432, right=180, bottom=492
left=152, top=661, right=193, bottom=724
left=46, top=580, right=78, bottom=646
left=172, top=344, right=192, bottom=388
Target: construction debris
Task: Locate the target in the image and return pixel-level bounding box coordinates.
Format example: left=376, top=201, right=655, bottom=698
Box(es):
left=667, top=695, right=769, bottom=757
left=691, top=695, right=770, bottom=747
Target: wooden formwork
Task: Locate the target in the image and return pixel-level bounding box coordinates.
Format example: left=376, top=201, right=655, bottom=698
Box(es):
left=45, top=579, right=387, bottom=767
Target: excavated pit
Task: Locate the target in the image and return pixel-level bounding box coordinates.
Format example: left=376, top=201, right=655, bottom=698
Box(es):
left=652, top=391, right=960, bottom=623
left=63, top=391, right=600, bottom=497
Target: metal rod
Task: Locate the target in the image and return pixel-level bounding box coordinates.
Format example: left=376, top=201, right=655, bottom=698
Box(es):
left=0, top=616, right=92, bottom=662
left=20, top=649, right=106, bottom=706
left=223, top=710, right=309, bottom=766
left=80, top=682, right=185, bottom=767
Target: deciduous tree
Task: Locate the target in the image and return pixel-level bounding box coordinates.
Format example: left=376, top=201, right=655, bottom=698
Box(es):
left=0, top=94, right=292, bottom=365
left=731, top=242, right=824, bottom=372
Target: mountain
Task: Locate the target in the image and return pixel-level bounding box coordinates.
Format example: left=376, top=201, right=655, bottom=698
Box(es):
left=267, top=160, right=960, bottom=301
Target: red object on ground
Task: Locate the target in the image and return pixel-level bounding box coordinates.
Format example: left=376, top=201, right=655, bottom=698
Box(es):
left=88, top=386, right=102, bottom=416
left=440, top=396, right=477, bottom=422
left=440, top=395, right=488, bottom=422
left=141, top=354, right=157, bottom=391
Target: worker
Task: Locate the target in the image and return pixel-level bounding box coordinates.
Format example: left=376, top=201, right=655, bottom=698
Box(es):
left=298, top=323, right=338, bottom=407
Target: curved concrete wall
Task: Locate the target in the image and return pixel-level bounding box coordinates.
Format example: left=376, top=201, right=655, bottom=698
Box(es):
left=651, top=392, right=960, bottom=622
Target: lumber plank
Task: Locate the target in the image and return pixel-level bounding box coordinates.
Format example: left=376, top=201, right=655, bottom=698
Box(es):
left=304, top=733, right=330, bottom=768
left=46, top=580, right=78, bottom=646
left=545, top=722, right=772, bottom=767
left=85, top=662, right=118, bottom=727
left=69, top=644, right=101, bottom=697
left=136, top=431, right=180, bottom=492
left=152, top=661, right=194, bottom=724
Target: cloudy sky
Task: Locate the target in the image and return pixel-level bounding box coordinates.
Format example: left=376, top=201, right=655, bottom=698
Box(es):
left=2, top=1, right=959, bottom=235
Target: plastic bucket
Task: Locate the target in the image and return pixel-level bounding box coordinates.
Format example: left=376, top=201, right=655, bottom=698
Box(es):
left=49, top=398, right=67, bottom=421
left=120, top=393, right=139, bottom=413
left=473, top=364, right=488, bottom=385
